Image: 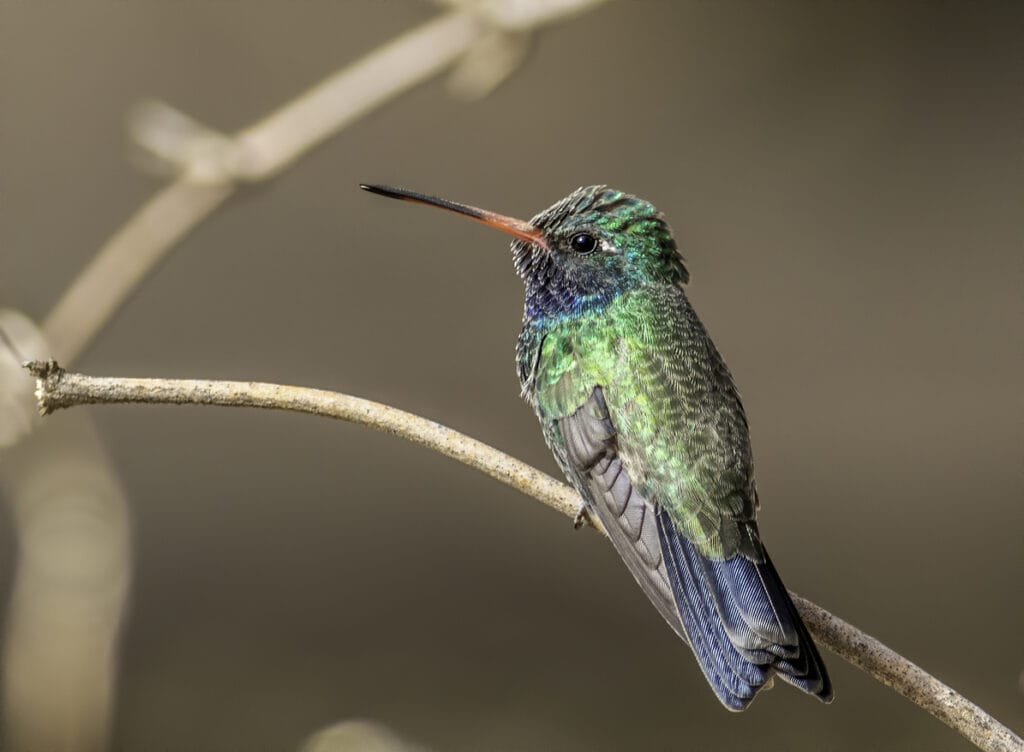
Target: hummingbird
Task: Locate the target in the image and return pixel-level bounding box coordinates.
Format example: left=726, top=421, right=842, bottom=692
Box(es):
left=361, top=183, right=833, bottom=710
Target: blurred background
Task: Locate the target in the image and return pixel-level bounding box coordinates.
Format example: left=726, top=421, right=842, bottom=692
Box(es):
left=1, top=1, right=1022, bottom=750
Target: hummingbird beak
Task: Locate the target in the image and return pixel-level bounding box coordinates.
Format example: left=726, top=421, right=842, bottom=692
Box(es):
left=360, top=184, right=548, bottom=249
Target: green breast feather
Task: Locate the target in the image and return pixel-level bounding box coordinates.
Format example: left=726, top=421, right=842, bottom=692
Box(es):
left=533, top=285, right=756, bottom=559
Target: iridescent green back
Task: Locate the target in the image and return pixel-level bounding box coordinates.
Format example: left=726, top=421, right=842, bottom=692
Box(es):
left=526, top=283, right=757, bottom=559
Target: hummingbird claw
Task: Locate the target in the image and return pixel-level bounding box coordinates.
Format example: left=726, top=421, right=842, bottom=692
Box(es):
left=573, top=502, right=593, bottom=530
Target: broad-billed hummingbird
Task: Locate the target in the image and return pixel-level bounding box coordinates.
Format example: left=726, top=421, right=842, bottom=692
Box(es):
left=361, top=183, right=832, bottom=710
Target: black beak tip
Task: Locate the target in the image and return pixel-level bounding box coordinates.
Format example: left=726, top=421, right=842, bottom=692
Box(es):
left=357, top=183, right=504, bottom=232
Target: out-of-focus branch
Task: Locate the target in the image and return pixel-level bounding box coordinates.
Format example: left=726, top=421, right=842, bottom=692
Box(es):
left=1, top=412, right=131, bottom=752
left=0, top=322, right=130, bottom=752
left=297, top=719, right=431, bottom=752
left=42, top=11, right=476, bottom=362
left=25, top=361, right=1024, bottom=752
left=40, top=1, right=610, bottom=365
left=8, top=6, right=611, bottom=751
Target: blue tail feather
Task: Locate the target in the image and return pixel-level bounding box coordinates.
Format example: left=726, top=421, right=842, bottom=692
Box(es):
left=658, top=509, right=766, bottom=709
left=701, top=551, right=799, bottom=657
left=673, top=526, right=771, bottom=688
left=656, top=507, right=833, bottom=709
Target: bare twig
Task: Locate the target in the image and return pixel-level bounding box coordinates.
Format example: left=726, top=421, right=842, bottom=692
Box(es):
left=24, top=360, right=1024, bottom=752
left=791, top=595, right=1022, bottom=752
left=26, top=360, right=591, bottom=532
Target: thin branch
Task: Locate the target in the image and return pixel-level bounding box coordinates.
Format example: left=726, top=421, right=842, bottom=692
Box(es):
left=791, top=595, right=1022, bottom=752
left=24, top=360, right=1023, bottom=752
left=26, top=360, right=591, bottom=532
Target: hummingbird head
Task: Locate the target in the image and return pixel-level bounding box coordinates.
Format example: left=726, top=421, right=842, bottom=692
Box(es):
left=516, top=185, right=688, bottom=317
left=360, top=184, right=688, bottom=320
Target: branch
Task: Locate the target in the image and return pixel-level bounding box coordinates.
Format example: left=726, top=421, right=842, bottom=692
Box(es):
left=24, top=361, right=1023, bottom=752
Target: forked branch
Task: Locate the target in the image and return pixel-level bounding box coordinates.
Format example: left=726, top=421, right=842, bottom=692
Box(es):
left=24, top=360, right=1024, bottom=752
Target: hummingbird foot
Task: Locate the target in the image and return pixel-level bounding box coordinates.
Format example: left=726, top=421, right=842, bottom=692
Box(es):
left=573, top=502, right=594, bottom=530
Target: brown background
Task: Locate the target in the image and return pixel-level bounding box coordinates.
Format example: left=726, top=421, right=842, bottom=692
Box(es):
left=2, top=1, right=1022, bottom=750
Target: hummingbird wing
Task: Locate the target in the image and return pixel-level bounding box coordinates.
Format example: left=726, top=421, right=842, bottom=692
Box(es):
left=555, top=385, right=831, bottom=710
left=546, top=388, right=688, bottom=645
left=536, top=285, right=831, bottom=709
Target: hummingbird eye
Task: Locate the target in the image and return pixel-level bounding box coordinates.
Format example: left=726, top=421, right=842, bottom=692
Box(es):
left=569, top=233, right=598, bottom=255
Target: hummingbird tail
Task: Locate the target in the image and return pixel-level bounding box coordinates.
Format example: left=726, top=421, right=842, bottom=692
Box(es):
left=656, top=507, right=833, bottom=710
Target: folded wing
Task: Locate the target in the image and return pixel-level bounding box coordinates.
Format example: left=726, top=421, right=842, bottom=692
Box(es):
left=557, top=386, right=832, bottom=710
